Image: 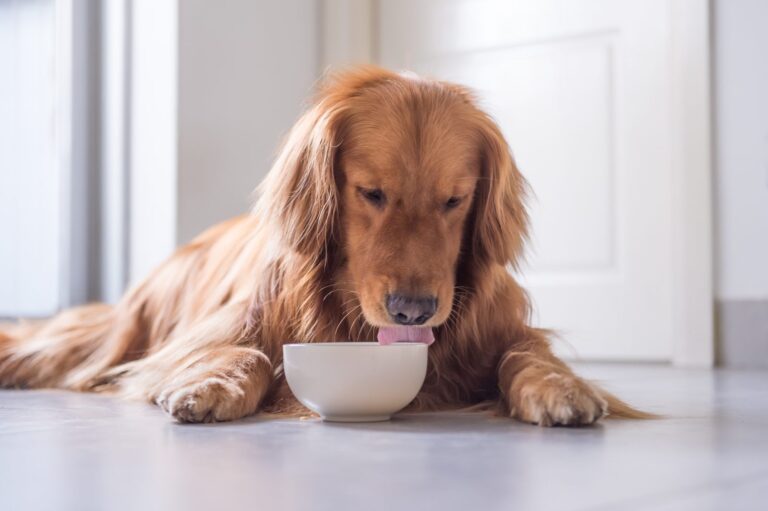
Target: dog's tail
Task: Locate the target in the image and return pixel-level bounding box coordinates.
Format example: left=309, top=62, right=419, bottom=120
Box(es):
left=601, top=388, right=658, bottom=420
left=0, top=303, right=126, bottom=390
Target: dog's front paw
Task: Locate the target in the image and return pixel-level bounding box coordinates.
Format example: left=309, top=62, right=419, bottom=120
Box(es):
left=508, top=367, right=607, bottom=427
left=156, top=377, right=247, bottom=423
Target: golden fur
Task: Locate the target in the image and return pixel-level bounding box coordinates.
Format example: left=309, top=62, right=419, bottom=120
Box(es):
left=0, top=67, right=648, bottom=425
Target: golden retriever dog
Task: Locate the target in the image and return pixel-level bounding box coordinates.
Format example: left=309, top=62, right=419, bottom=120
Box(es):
left=0, top=67, right=646, bottom=425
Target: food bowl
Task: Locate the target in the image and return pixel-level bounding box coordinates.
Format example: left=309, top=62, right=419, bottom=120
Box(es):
left=283, top=342, right=428, bottom=422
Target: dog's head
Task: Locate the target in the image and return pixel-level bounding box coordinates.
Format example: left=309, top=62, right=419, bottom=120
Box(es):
left=260, top=67, right=527, bottom=341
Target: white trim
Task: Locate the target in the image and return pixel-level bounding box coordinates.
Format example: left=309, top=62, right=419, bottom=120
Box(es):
left=320, top=0, right=375, bottom=69
left=55, top=0, right=74, bottom=308
left=669, top=0, right=714, bottom=367
left=55, top=0, right=95, bottom=308
left=100, top=0, right=131, bottom=303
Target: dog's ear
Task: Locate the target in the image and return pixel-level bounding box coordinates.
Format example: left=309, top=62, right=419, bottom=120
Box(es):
left=470, top=111, right=529, bottom=268
left=257, top=67, right=398, bottom=256
left=257, top=96, right=346, bottom=256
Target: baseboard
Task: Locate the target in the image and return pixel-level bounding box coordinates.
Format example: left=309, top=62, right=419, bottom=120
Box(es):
left=716, top=299, right=768, bottom=369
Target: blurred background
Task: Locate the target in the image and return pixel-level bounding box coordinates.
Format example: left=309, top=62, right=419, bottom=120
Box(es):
left=0, top=0, right=765, bottom=368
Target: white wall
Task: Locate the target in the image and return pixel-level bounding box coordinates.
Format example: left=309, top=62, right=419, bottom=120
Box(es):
left=0, top=0, right=100, bottom=315
left=127, top=0, right=319, bottom=285
left=714, top=0, right=768, bottom=302
left=177, top=0, right=319, bottom=244
left=0, top=0, right=60, bottom=316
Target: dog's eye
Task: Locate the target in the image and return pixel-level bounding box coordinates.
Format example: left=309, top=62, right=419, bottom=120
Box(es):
left=445, top=196, right=463, bottom=210
left=358, top=187, right=386, bottom=207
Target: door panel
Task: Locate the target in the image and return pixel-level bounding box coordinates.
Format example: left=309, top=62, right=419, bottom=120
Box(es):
left=378, top=0, right=675, bottom=360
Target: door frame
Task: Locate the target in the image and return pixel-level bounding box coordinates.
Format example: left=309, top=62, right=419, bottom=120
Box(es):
left=56, top=0, right=102, bottom=309
left=322, top=0, right=714, bottom=367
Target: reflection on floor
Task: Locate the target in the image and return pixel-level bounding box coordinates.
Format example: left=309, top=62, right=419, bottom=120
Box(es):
left=1, top=364, right=767, bottom=511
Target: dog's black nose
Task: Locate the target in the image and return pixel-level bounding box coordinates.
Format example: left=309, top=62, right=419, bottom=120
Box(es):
left=386, top=294, right=437, bottom=325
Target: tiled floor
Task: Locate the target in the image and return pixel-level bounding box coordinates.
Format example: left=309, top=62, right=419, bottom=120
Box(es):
left=1, top=364, right=767, bottom=511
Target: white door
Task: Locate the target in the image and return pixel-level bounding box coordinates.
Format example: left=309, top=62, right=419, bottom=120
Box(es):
left=377, top=0, right=700, bottom=361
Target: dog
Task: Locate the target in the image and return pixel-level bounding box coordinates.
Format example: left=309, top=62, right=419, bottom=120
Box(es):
left=0, top=66, right=647, bottom=425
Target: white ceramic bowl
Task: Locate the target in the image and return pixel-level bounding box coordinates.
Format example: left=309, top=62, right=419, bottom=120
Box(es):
left=283, top=342, right=428, bottom=422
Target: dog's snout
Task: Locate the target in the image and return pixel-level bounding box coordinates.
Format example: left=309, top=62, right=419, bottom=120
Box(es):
left=386, top=294, right=437, bottom=325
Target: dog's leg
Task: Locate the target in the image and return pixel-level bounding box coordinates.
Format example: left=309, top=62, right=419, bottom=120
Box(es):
left=497, top=330, right=607, bottom=427
left=103, top=302, right=272, bottom=423
left=153, top=346, right=272, bottom=423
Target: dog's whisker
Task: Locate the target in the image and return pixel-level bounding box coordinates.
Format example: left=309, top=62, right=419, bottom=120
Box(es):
left=332, top=302, right=363, bottom=340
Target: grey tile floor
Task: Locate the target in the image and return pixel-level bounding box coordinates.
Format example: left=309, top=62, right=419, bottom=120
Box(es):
left=1, top=364, right=767, bottom=511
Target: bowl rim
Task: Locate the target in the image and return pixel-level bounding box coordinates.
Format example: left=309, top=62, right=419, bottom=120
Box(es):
left=283, top=341, right=427, bottom=348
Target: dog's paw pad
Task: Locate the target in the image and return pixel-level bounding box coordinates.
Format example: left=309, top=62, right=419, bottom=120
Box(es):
left=510, top=371, right=607, bottom=427
left=156, top=378, right=244, bottom=423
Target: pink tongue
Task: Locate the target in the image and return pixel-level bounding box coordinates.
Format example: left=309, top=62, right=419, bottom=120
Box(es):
left=377, top=326, right=435, bottom=345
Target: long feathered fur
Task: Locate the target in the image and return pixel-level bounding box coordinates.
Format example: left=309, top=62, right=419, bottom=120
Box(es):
left=0, top=66, right=649, bottom=423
